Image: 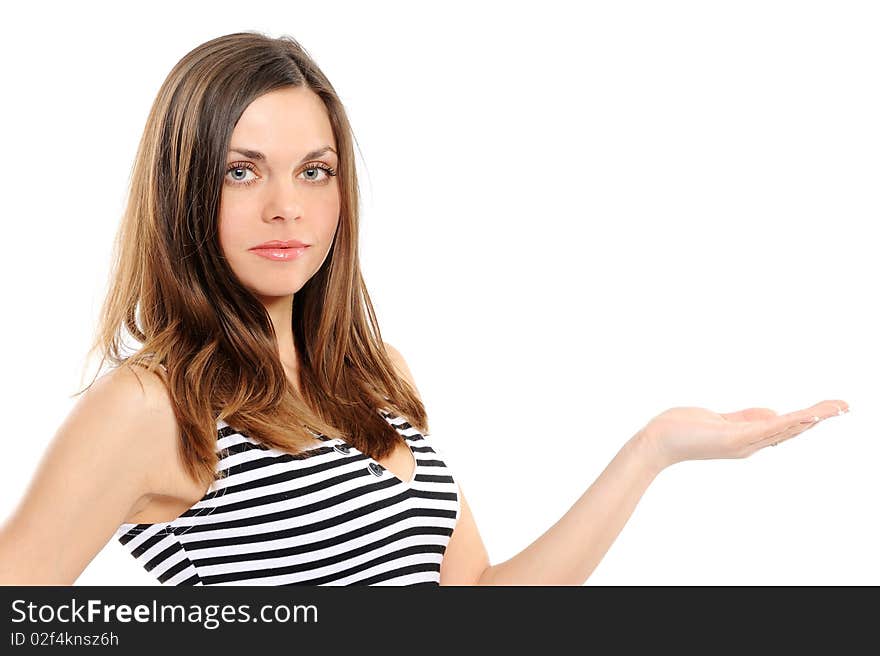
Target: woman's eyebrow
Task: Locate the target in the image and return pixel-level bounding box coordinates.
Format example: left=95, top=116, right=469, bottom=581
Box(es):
left=228, top=145, right=337, bottom=163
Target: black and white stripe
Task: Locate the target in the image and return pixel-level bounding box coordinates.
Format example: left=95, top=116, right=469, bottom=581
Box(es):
left=115, top=411, right=460, bottom=585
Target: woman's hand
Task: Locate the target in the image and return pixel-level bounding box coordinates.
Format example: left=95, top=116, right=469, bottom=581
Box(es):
left=640, top=400, right=850, bottom=470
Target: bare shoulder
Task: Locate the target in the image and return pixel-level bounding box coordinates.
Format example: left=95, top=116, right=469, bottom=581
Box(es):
left=93, top=364, right=178, bottom=439
left=83, top=364, right=184, bottom=495
left=95, top=362, right=170, bottom=407
left=383, top=341, right=421, bottom=398
left=0, top=363, right=182, bottom=583
left=95, top=366, right=188, bottom=498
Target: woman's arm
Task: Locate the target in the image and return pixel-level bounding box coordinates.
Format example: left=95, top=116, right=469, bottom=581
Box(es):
left=383, top=342, right=662, bottom=585
left=477, top=430, right=662, bottom=585
left=383, top=343, right=846, bottom=585
left=383, top=341, right=661, bottom=586
left=0, top=365, right=180, bottom=585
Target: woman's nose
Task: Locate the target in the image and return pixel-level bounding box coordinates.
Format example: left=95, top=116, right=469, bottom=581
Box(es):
left=264, top=176, right=304, bottom=221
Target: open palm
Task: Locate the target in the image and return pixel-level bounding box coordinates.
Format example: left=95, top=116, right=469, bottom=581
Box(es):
left=643, top=400, right=850, bottom=469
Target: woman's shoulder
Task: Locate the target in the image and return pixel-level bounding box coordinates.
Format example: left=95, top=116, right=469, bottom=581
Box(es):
left=383, top=342, right=422, bottom=400
left=95, top=363, right=175, bottom=423
left=91, top=363, right=191, bottom=497
left=101, top=360, right=164, bottom=390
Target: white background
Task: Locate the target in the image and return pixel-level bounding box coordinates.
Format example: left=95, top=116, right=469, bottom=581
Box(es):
left=0, top=0, right=876, bottom=585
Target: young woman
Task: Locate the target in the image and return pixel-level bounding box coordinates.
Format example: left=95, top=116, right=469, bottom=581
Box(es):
left=0, top=31, right=849, bottom=586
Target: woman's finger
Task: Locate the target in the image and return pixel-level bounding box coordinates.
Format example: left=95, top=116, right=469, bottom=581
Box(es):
left=756, top=417, right=821, bottom=449
left=736, top=400, right=848, bottom=449
left=743, top=416, right=817, bottom=447
left=721, top=407, right=778, bottom=423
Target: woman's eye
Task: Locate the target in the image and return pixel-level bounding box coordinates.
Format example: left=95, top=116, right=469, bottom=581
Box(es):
left=224, top=162, right=337, bottom=187
left=300, top=164, right=337, bottom=183
left=226, top=165, right=256, bottom=185
left=302, top=167, right=325, bottom=182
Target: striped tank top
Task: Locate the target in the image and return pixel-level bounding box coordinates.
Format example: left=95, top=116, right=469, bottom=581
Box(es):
left=114, top=410, right=460, bottom=585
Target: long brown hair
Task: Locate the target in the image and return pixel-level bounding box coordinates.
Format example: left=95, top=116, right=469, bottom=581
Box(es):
left=76, top=31, right=428, bottom=491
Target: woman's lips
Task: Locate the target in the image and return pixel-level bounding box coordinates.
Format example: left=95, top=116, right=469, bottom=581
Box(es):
left=249, top=246, right=310, bottom=261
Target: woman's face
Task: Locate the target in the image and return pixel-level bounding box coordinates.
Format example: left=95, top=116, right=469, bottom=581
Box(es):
left=218, top=86, right=340, bottom=303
